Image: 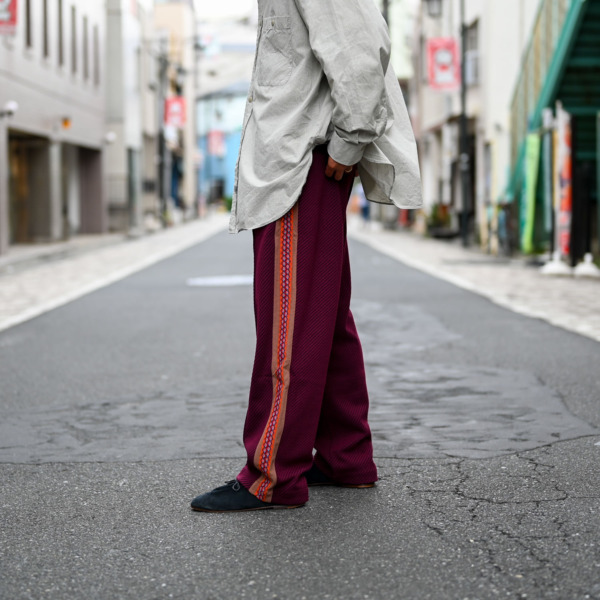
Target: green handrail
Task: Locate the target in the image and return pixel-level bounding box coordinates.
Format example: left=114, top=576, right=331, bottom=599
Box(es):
left=506, top=0, right=588, bottom=199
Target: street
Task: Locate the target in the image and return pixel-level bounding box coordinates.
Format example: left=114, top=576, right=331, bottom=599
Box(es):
left=1, top=227, right=599, bottom=600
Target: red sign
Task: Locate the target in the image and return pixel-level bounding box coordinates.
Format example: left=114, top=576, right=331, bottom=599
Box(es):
left=207, top=130, right=225, bottom=157
left=0, top=0, right=18, bottom=35
left=427, top=38, right=460, bottom=90
left=556, top=104, right=572, bottom=258
left=164, top=97, right=187, bottom=128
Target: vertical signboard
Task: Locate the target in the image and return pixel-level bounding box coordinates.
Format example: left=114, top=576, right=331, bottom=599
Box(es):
left=0, top=0, right=18, bottom=35
left=555, top=102, right=572, bottom=260
left=427, top=38, right=461, bottom=91
left=521, top=133, right=540, bottom=254
left=164, top=97, right=187, bottom=128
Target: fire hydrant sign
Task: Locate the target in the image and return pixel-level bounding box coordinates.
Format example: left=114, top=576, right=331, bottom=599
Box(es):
left=427, top=38, right=461, bottom=91
left=0, top=0, right=17, bottom=35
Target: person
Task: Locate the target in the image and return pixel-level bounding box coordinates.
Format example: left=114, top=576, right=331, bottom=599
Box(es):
left=190, top=0, right=422, bottom=512
left=355, top=181, right=371, bottom=226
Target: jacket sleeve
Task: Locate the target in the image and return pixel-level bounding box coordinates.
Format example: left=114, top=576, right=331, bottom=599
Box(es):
left=293, top=0, right=391, bottom=165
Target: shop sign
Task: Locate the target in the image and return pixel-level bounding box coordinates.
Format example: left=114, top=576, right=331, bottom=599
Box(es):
left=165, top=97, right=187, bottom=128
left=427, top=37, right=460, bottom=91
left=0, top=0, right=18, bottom=35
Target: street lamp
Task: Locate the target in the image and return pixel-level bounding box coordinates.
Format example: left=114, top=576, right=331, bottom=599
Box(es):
left=424, top=0, right=470, bottom=247
left=0, top=101, right=19, bottom=119
left=425, top=0, right=442, bottom=18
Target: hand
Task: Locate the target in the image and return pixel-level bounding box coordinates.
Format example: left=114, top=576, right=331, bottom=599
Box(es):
left=325, top=156, right=355, bottom=181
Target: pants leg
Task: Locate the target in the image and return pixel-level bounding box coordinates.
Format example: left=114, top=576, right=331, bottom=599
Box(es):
left=313, top=231, right=378, bottom=485
left=237, top=146, right=376, bottom=504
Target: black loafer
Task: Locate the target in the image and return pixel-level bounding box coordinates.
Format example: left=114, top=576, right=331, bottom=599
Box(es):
left=190, top=480, right=304, bottom=512
left=306, top=464, right=376, bottom=488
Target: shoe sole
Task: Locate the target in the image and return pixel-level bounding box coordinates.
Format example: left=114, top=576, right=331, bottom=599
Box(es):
left=308, top=482, right=376, bottom=489
left=191, top=503, right=305, bottom=513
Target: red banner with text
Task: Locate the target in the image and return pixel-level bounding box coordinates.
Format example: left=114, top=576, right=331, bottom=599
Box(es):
left=427, top=37, right=461, bottom=91
left=165, top=97, right=187, bottom=128
left=0, top=0, right=18, bottom=35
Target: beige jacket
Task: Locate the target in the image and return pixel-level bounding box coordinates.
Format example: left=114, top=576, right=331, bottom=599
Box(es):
left=229, top=0, right=422, bottom=233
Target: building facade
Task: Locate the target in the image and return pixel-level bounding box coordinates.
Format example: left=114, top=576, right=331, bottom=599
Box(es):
left=105, top=0, right=158, bottom=233
left=196, top=16, right=256, bottom=208
left=0, top=0, right=107, bottom=255
left=154, top=0, right=198, bottom=218
left=411, top=0, right=538, bottom=250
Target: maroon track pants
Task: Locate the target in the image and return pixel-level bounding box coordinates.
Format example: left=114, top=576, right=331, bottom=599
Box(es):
left=237, top=146, right=378, bottom=505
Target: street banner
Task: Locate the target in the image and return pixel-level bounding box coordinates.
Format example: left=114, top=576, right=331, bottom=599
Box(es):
left=164, top=97, right=187, bottom=128
left=521, top=133, right=540, bottom=254
left=207, top=130, right=225, bottom=157
left=0, top=0, right=18, bottom=35
left=427, top=38, right=460, bottom=91
left=555, top=102, right=572, bottom=259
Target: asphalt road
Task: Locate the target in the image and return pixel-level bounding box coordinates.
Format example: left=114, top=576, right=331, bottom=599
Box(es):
left=1, top=230, right=599, bottom=599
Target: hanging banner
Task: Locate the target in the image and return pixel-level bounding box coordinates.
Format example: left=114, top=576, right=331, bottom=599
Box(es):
left=164, top=97, right=187, bottom=128
left=521, top=133, right=540, bottom=254
left=427, top=38, right=461, bottom=91
left=207, top=130, right=225, bottom=157
left=555, top=102, right=572, bottom=259
left=0, top=0, right=18, bottom=35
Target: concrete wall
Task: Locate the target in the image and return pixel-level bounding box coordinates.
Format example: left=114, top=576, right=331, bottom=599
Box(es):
left=105, top=0, right=148, bottom=231
left=0, top=0, right=106, bottom=252
left=0, top=1, right=106, bottom=146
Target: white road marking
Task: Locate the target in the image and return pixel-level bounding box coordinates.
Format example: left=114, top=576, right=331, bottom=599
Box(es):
left=186, top=275, right=254, bottom=287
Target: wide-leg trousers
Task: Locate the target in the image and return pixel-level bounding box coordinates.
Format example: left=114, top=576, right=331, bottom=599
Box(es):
left=237, top=145, right=378, bottom=505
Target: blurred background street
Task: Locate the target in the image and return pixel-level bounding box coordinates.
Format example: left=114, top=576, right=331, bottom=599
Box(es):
left=1, top=0, right=599, bottom=598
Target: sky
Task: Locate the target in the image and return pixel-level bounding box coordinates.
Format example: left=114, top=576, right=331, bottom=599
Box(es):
left=195, top=0, right=255, bottom=21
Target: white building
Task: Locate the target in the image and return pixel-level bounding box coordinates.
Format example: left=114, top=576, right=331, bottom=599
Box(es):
left=0, top=0, right=107, bottom=255
left=411, top=0, right=538, bottom=248
left=105, top=0, right=158, bottom=232
left=154, top=0, right=199, bottom=217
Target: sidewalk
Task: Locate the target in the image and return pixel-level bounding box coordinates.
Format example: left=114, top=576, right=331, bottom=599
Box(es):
left=349, top=217, right=600, bottom=343
left=0, top=213, right=230, bottom=333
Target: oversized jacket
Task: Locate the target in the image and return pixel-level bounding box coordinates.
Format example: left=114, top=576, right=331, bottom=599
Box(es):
left=229, top=0, right=423, bottom=233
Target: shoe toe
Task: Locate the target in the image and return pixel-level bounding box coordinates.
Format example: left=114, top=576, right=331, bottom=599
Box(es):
left=190, top=492, right=215, bottom=511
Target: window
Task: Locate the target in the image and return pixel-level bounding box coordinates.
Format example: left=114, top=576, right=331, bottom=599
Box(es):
left=71, top=5, right=77, bottom=74
left=93, top=25, right=100, bottom=85
left=43, top=0, right=49, bottom=57
left=83, top=16, right=89, bottom=80
left=58, top=0, right=64, bottom=66
left=25, top=0, right=32, bottom=48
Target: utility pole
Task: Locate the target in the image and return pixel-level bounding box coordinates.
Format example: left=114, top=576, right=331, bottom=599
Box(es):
left=459, top=0, right=470, bottom=247
left=157, top=37, right=169, bottom=225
